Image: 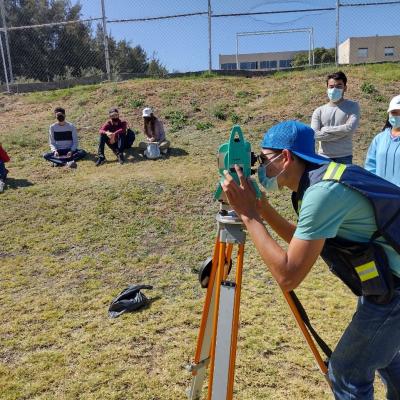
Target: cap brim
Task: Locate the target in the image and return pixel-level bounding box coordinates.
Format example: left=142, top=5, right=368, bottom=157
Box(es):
left=292, top=150, right=330, bottom=164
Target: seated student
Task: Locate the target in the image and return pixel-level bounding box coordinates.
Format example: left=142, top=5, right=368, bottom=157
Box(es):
left=139, top=107, right=170, bottom=156
left=365, top=95, right=400, bottom=187
left=0, top=143, right=10, bottom=193
left=43, top=107, right=86, bottom=168
left=96, top=108, right=127, bottom=166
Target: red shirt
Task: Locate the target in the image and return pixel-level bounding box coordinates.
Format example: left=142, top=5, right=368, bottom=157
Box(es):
left=0, top=145, right=10, bottom=163
left=99, top=119, right=127, bottom=137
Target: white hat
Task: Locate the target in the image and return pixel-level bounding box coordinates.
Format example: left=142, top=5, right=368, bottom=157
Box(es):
left=142, top=107, right=153, bottom=117
left=387, top=95, right=400, bottom=113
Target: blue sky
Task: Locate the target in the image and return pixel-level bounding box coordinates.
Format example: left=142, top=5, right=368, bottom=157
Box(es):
left=79, top=0, right=400, bottom=72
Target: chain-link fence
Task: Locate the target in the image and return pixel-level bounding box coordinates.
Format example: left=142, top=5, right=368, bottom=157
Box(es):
left=1, top=0, right=400, bottom=93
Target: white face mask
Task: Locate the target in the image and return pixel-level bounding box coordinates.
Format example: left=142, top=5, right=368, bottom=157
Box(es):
left=257, top=153, right=284, bottom=192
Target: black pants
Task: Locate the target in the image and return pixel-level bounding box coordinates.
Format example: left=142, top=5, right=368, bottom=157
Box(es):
left=43, top=149, right=87, bottom=165
left=98, top=133, right=126, bottom=157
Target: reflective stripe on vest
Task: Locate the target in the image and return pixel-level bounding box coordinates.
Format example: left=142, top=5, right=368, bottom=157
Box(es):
left=322, top=162, right=347, bottom=181
left=355, top=261, right=379, bottom=282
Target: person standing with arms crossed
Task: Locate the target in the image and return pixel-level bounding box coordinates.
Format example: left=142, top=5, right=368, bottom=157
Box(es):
left=311, top=71, right=360, bottom=164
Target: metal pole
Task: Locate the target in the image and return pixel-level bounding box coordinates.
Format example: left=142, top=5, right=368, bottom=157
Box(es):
left=235, top=35, right=239, bottom=70
left=335, top=0, right=340, bottom=66
left=0, top=0, right=12, bottom=82
left=0, top=28, right=10, bottom=92
left=208, top=0, right=212, bottom=72
left=100, top=0, right=111, bottom=80
left=308, top=29, right=311, bottom=66
left=311, top=27, right=315, bottom=65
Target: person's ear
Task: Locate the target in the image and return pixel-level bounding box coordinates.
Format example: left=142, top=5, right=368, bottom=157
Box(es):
left=343, top=85, right=347, bottom=93
left=281, top=149, right=293, bottom=167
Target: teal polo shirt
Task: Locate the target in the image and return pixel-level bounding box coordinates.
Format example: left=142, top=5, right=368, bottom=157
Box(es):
left=293, top=180, right=400, bottom=277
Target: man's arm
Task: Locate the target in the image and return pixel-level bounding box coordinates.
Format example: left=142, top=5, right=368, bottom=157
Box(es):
left=49, top=126, right=57, bottom=153
left=221, top=167, right=324, bottom=291
left=99, top=121, right=110, bottom=134
left=310, top=108, right=322, bottom=134
left=243, top=215, right=324, bottom=291
left=256, top=195, right=296, bottom=243
left=314, top=103, right=360, bottom=142
left=113, top=121, right=127, bottom=136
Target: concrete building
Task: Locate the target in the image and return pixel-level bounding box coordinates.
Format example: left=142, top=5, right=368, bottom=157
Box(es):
left=219, top=50, right=309, bottom=71
left=339, top=35, right=400, bottom=64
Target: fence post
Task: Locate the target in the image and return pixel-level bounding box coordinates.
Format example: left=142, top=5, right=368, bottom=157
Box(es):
left=208, top=0, right=212, bottom=72
left=0, top=27, right=9, bottom=92
left=100, top=0, right=111, bottom=80
left=0, top=0, right=12, bottom=83
left=335, top=0, right=340, bottom=66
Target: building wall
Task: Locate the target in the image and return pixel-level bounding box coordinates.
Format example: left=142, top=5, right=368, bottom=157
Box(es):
left=340, top=35, right=400, bottom=64
left=219, top=50, right=309, bottom=71
left=338, top=39, right=350, bottom=64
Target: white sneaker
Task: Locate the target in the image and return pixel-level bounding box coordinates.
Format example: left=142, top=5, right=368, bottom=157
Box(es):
left=67, top=160, right=77, bottom=169
left=0, top=180, right=5, bottom=193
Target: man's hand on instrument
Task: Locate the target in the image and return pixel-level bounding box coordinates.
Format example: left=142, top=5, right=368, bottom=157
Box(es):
left=221, top=164, right=258, bottom=220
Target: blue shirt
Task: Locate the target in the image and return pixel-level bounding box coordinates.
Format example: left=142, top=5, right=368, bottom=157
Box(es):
left=365, top=128, right=400, bottom=187
left=294, top=180, right=400, bottom=277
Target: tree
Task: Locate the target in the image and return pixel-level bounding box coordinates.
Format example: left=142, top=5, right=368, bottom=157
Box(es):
left=3, top=1, right=168, bottom=82
left=147, top=53, right=168, bottom=77
left=292, top=47, right=336, bottom=67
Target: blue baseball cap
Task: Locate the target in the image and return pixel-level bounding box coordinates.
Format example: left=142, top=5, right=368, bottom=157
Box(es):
left=261, top=120, right=330, bottom=165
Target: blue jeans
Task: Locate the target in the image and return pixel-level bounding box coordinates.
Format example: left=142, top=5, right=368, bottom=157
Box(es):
left=331, top=155, right=353, bottom=164
left=329, top=290, right=400, bottom=399
left=43, top=149, right=86, bottom=166
left=0, top=160, right=8, bottom=180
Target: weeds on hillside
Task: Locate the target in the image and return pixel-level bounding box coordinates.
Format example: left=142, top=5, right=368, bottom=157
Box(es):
left=164, top=109, right=188, bottom=132
left=211, top=103, right=229, bottom=120
left=130, top=97, right=145, bottom=108
left=195, top=121, right=213, bottom=131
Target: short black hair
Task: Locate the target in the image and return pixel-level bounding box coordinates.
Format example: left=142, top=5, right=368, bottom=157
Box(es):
left=54, top=107, right=65, bottom=114
left=326, top=71, right=347, bottom=86
left=109, top=108, right=119, bottom=114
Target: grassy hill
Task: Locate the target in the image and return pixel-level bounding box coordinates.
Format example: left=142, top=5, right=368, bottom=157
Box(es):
left=1, top=64, right=399, bottom=399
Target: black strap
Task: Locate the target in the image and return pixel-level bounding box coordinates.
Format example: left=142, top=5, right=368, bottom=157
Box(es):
left=289, top=291, right=333, bottom=359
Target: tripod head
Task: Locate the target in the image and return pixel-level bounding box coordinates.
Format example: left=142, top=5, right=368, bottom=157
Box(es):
left=214, top=125, right=261, bottom=202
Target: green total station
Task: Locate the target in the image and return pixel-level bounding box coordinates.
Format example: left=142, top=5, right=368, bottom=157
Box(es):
left=214, top=125, right=261, bottom=202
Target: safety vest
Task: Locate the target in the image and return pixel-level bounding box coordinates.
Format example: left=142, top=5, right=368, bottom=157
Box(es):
left=292, top=162, right=400, bottom=303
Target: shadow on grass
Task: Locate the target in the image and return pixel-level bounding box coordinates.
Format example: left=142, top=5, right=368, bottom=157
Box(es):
left=125, top=146, right=189, bottom=163
left=83, top=147, right=188, bottom=165
left=6, top=177, right=34, bottom=190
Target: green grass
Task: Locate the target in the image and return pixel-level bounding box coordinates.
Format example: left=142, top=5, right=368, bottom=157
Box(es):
left=0, top=64, right=396, bottom=399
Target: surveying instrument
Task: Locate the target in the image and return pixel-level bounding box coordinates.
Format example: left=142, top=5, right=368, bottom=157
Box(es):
left=186, top=126, right=332, bottom=399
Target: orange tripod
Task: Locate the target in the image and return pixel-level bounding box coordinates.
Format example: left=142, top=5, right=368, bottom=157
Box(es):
left=187, top=205, right=332, bottom=399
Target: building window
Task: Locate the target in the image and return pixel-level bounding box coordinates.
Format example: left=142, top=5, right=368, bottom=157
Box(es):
left=279, top=59, right=292, bottom=68
left=357, top=48, right=368, bottom=57
left=260, top=60, right=278, bottom=69
left=221, top=63, right=237, bottom=70
left=239, top=61, right=258, bottom=70
left=385, top=47, right=395, bottom=57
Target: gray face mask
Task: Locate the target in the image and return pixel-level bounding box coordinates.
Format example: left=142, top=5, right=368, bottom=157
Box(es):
left=257, top=153, right=284, bottom=192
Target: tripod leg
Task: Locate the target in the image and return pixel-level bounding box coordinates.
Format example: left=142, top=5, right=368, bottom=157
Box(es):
left=282, top=290, right=332, bottom=388
left=207, top=241, right=227, bottom=400
left=188, top=238, right=221, bottom=400
left=226, top=243, right=244, bottom=399
left=224, top=244, right=233, bottom=280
